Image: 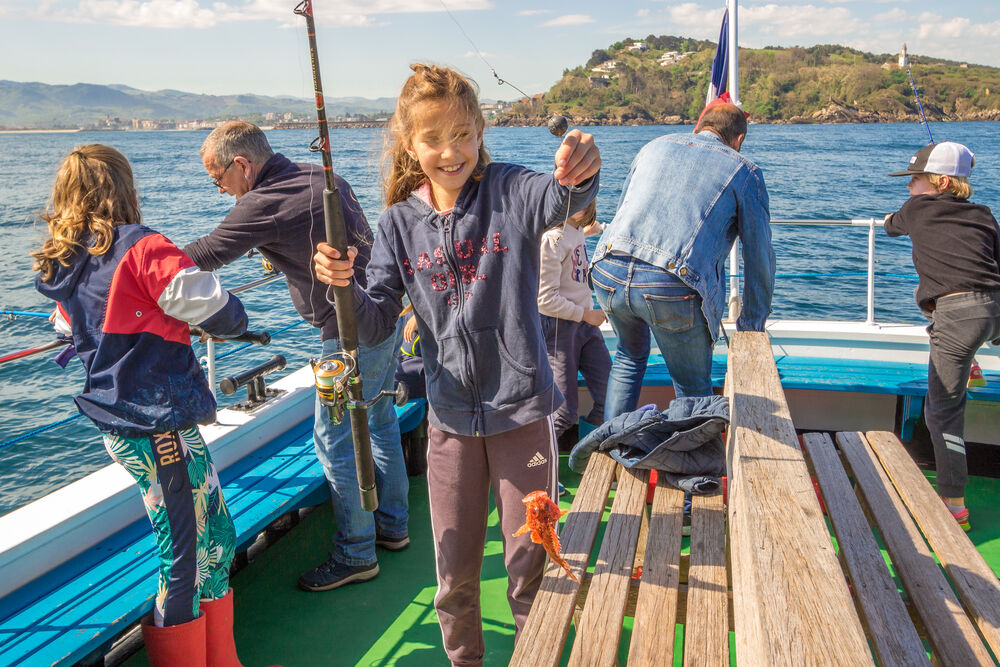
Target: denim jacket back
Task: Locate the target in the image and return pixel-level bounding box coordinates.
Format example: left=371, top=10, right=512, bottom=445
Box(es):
left=594, top=131, right=774, bottom=337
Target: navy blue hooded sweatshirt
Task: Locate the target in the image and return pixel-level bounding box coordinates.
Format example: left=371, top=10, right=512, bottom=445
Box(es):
left=184, top=153, right=372, bottom=342
left=36, top=224, right=248, bottom=436
left=346, top=163, right=598, bottom=436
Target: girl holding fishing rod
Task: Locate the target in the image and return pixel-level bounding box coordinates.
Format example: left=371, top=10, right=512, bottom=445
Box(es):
left=31, top=144, right=255, bottom=666
left=313, top=63, right=600, bottom=665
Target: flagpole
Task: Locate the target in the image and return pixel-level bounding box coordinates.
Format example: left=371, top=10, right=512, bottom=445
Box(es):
left=726, top=0, right=739, bottom=105
left=727, top=0, right=742, bottom=322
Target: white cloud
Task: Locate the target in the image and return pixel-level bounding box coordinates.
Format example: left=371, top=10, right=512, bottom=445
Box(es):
left=58, top=0, right=493, bottom=28
left=517, top=8, right=548, bottom=16
left=919, top=15, right=969, bottom=40
left=539, top=13, right=595, bottom=27
left=911, top=13, right=1000, bottom=64
left=75, top=0, right=218, bottom=27
left=872, top=8, right=907, bottom=23
left=661, top=2, right=724, bottom=36
left=461, top=49, right=495, bottom=58
left=741, top=4, right=861, bottom=38
left=636, top=8, right=649, bottom=17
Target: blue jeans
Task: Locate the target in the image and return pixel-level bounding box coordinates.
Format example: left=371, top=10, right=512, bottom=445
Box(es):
left=313, top=317, right=409, bottom=566
left=591, top=255, right=714, bottom=421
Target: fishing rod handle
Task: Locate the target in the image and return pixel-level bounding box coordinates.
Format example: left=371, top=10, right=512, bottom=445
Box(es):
left=233, top=330, right=270, bottom=345
left=349, top=406, right=379, bottom=511
left=323, top=188, right=378, bottom=510
left=323, top=188, right=362, bottom=353
left=189, top=327, right=270, bottom=345
left=219, top=354, right=286, bottom=396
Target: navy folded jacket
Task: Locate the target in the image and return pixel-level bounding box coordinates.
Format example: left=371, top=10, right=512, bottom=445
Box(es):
left=568, top=395, right=729, bottom=494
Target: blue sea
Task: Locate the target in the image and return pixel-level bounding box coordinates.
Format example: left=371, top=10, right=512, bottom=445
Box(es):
left=1, top=122, right=998, bottom=515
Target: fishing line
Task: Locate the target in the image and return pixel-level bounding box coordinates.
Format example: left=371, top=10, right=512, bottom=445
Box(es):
left=437, top=0, right=531, bottom=100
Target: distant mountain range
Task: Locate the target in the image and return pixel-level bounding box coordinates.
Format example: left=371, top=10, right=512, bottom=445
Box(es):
left=0, top=81, right=399, bottom=129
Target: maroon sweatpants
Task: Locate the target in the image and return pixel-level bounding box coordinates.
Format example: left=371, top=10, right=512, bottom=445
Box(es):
left=427, top=416, right=559, bottom=666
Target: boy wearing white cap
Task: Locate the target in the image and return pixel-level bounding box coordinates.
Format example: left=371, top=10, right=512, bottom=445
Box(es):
left=885, top=141, right=1000, bottom=531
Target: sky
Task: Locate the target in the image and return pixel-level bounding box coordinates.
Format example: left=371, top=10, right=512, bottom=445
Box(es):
left=1, top=0, right=999, bottom=101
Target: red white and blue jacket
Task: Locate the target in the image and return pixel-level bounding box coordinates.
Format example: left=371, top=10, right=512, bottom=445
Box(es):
left=36, top=224, right=248, bottom=437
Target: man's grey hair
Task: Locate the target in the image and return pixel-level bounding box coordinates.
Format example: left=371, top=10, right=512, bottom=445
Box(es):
left=201, top=121, right=274, bottom=166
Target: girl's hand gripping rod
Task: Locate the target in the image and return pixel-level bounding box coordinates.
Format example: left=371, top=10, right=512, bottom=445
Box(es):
left=294, top=0, right=381, bottom=511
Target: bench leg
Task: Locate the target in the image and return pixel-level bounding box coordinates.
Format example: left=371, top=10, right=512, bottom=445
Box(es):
left=900, top=396, right=923, bottom=443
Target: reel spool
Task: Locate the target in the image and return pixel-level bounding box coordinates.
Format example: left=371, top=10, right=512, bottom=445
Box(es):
left=311, top=353, right=356, bottom=424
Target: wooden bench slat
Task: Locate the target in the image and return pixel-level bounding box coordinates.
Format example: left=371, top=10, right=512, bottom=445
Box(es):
left=627, top=479, right=684, bottom=665
left=837, top=431, right=993, bottom=665
left=683, top=488, right=728, bottom=667
left=802, top=432, right=930, bottom=666
left=510, top=452, right=617, bottom=667
left=865, top=430, right=1000, bottom=657
left=568, top=466, right=649, bottom=667
left=727, top=332, right=872, bottom=665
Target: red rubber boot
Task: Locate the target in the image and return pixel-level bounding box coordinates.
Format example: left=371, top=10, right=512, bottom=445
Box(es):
left=141, top=612, right=207, bottom=667
left=201, top=588, right=242, bottom=667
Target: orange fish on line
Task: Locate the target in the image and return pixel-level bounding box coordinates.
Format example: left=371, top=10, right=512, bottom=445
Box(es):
left=512, top=490, right=578, bottom=582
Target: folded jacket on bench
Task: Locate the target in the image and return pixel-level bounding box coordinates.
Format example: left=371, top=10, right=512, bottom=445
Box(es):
left=568, top=395, right=728, bottom=492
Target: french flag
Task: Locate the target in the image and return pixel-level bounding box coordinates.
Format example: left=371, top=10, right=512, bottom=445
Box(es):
left=706, top=8, right=730, bottom=105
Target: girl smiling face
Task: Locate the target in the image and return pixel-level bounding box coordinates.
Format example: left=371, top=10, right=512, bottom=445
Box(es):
left=406, top=99, right=483, bottom=211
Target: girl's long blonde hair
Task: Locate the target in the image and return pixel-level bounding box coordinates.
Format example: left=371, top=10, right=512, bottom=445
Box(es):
left=32, top=144, right=141, bottom=282
left=383, top=63, right=491, bottom=206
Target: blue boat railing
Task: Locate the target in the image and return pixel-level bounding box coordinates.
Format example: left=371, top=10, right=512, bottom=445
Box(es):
left=3, top=218, right=913, bottom=455
left=728, top=217, right=887, bottom=324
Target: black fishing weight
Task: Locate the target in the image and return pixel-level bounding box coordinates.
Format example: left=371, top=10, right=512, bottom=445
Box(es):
left=548, top=115, right=569, bottom=138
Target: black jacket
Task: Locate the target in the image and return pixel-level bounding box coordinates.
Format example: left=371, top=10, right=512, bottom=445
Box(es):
left=886, top=193, right=1000, bottom=309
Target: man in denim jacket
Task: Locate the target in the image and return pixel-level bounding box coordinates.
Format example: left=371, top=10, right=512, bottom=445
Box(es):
left=591, top=102, right=775, bottom=418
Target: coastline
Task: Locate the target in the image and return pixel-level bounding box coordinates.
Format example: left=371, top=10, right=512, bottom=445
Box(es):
left=0, top=129, right=81, bottom=134
left=4, top=115, right=1000, bottom=133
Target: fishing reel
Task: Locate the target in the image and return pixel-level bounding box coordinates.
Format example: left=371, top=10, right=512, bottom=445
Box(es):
left=310, top=352, right=409, bottom=425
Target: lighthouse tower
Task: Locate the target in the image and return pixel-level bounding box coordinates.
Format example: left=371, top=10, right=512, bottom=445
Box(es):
left=899, top=44, right=908, bottom=68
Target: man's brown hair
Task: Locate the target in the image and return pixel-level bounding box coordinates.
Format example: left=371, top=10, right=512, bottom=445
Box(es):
left=696, top=103, right=747, bottom=147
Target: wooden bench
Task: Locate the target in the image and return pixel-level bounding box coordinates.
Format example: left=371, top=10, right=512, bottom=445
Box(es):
left=518, top=332, right=1000, bottom=664
left=0, top=399, right=426, bottom=666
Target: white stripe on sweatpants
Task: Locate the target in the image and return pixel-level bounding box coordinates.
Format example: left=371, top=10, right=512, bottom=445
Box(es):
left=943, top=433, right=966, bottom=455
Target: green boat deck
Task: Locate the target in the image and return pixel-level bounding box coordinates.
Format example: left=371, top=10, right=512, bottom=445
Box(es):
left=124, top=457, right=1000, bottom=667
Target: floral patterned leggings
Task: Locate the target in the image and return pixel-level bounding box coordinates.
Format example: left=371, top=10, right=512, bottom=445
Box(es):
left=104, top=427, right=236, bottom=627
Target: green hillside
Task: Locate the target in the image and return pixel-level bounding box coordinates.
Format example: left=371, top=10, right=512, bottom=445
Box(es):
left=495, top=36, right=1000, bottom=125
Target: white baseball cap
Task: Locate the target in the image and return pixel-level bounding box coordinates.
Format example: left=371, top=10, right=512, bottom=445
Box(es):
left=889, top=141, right=975, bottom=178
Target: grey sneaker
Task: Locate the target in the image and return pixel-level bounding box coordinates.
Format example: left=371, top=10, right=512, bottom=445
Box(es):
left=297, top=556, right=379, bottom=592
left=375, top=532, right=410, bottom=551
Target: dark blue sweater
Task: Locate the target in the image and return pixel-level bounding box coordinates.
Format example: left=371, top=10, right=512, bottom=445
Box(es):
left=348, top=163, right=598, bottom=436
left=184, top=153, right=372, bottom=341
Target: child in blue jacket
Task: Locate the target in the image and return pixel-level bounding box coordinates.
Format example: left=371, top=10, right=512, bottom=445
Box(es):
left=314, top=64, right=601, bottom=665
left=32, top=144, right=251, bottom=666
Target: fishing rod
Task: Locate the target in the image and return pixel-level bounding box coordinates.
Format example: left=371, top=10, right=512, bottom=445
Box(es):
left=0, top=338, right=69, bottom=366
left=2, top=310, right=50, bottom=320
left=0, top=328, right=272, bottom=368
left=294, top=0, right=382, bottom=512
left=901, top=48, right=934, bottom=144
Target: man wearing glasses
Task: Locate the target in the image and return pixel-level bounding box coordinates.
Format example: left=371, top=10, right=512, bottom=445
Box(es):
left=183, top=121, right=410, bottom=592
